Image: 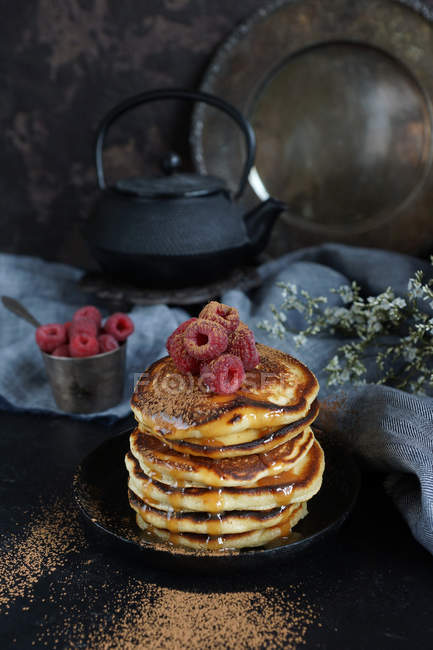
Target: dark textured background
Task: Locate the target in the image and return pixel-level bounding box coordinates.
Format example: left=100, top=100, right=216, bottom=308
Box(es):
left=1, top=0, right=264, bottom=270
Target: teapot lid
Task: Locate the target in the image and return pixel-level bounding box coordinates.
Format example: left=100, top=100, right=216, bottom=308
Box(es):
left=114, top=173, right=225, bottom=199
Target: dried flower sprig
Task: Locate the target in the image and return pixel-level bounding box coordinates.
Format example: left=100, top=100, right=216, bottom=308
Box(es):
left=258, top=260, right=433, bottom=394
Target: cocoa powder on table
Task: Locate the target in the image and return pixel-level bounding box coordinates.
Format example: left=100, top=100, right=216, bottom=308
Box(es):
left=1, top=499, right=320, bottom=649
left=85, top=581, right=318, bottom=650
left=0, top=498, right=87, bottom=613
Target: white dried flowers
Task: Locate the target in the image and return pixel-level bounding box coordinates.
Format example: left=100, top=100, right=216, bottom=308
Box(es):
left=259, top=260, right=433, bottom=394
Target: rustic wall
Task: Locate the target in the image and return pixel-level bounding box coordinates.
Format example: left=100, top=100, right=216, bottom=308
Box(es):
left=1, top=0, right=264, bottom=269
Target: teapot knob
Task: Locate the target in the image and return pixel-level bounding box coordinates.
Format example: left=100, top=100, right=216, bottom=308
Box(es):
left=162, top=151, right=182, bottom=175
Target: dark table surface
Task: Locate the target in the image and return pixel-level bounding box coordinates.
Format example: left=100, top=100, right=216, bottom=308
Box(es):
left=0, top=410, right=432, bottom=650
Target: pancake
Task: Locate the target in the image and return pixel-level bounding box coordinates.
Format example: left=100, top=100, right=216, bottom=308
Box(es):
left=129, top=489, right=303, bottom=535
left=135, top=502, right=308, bottom=550
left=129, top=426, right=315, bottom=487
left=127, top=328, right=324, bottom=551
left=138, top=423, right=286, bottom=447
left=131, top=343, right=319, bottom=440
left=125, top=438, right=324, bottom=513
left=160, top=399, right=319, bottom=458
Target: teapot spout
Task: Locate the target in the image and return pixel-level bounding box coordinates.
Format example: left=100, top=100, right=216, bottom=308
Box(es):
left=244, top=197, right=286, bottom=255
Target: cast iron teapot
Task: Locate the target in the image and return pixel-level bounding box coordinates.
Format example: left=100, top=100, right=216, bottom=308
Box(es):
left=86, top=88, right=286, bottom=288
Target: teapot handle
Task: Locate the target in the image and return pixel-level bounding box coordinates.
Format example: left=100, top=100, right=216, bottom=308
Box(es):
left=95, top=88, right=256, bottom=199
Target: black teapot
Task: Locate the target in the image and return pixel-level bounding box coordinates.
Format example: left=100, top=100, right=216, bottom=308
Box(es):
left=86, top=88, right=285, bottom=288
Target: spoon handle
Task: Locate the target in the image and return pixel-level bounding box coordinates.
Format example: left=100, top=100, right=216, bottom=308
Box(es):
left=1, top=296, right=41, bottom=328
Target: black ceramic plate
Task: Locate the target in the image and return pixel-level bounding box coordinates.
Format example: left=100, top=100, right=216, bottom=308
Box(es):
left=73, top=429, right=360, bottom=571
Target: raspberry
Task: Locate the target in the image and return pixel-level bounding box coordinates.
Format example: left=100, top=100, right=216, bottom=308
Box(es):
left=73, top=305, right=102, bottom=327
left=52, top=344, right=70, bottom=357
left=184, top=318, right=228, bottom=361
left=69, top=318, right=98, bottom=338
left=64, top=321, right=72, bottom=339
left=69, top=333, right=99, bottom=358
left=199, top=301, right=240, bottom=333
left=167, top=332, right=200, bottom=375
left=35, top=324, right=67, bottom=353
left=228, top=323, right=260, bottom=370
left=167, top=318, right=198, bottom=345
left=98, top=334, right=119, bottom=353
left=200, top=354, right=245, bottom=394
left=104, top=312, right=134, bottom=342
left=166, top=318, right=199, bottom=374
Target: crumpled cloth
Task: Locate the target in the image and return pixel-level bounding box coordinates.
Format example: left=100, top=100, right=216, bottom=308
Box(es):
left=0, top=244, right=432, bottom=555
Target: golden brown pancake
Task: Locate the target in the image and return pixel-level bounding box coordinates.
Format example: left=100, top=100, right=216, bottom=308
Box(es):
left=125, top=438, right=324, bottom=513
left=135, top=502, right=308, bottom=550
left=129, top=426, right=315, bottom=487
left=127, top=338, right=324, bottom=551
left=129, top=489, right=303, bottom=535
left=161, top=399, right=319, bottom=458
left=131, top=343, right=319, bottom=440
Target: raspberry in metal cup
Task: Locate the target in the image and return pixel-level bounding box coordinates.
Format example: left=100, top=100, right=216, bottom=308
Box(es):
left=1, top=298, right=132, bottom=413
left=34, top=305, right=133, bottom=413
left=41, top=343, right=126, bottom=414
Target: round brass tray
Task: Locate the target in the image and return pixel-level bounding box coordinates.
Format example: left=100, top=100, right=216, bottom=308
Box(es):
left=191, top=0, right=433, bottom=257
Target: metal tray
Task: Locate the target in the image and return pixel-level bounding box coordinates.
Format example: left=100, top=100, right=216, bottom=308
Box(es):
left=191, top=0, right=433, bottom=257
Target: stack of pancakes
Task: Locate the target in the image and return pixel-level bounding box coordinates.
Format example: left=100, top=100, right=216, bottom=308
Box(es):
left=126, top=343, right=324, bottom=551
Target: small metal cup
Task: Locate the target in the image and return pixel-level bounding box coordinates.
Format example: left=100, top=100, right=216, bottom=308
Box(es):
left=42, top=343, right=126, bottom=414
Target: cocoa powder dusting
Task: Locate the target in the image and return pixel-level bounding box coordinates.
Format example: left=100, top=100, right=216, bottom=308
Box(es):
left=132, top=344, right=318, bottom=434
left=1, top=500, right=319, bottom=648
left=38, top=577, right=318, bottom=649
left=0, top=498, right=87, bottom=613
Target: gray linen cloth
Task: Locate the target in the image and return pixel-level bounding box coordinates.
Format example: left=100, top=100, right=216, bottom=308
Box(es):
left=0, top=244, right=432, bottom=555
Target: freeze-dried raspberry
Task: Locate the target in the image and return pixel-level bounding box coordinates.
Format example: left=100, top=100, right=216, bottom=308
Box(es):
left=104, top=312, right=134, bottom=342
left=167, top=332, right=200, bottom=375
left=35, top=323, right=67, bottom=353
left=199, top=301, right=240, bottom=333
left=200, top=354, right=245, bottom=394
left=228, top=323, right=260, bottom=370
left=69, top=333, right=99, bottom=358
left=69, top=318, right=98, bottom=338
left=166, top=317, right=197, bottom=351
left=73, top=305, right=102, bottom=327
left=166, top=318, right=199, bottom=374
left=52, top=344, right=70, bottom=357
left=166, top=318, right=198, bottom=373
left=98, top=334, right=119, bottom=353
left=184, top=318, right=228, bottom=361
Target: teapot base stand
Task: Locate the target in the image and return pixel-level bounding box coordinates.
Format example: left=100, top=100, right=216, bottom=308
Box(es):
left=79, top=264, right=263, bottom=310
